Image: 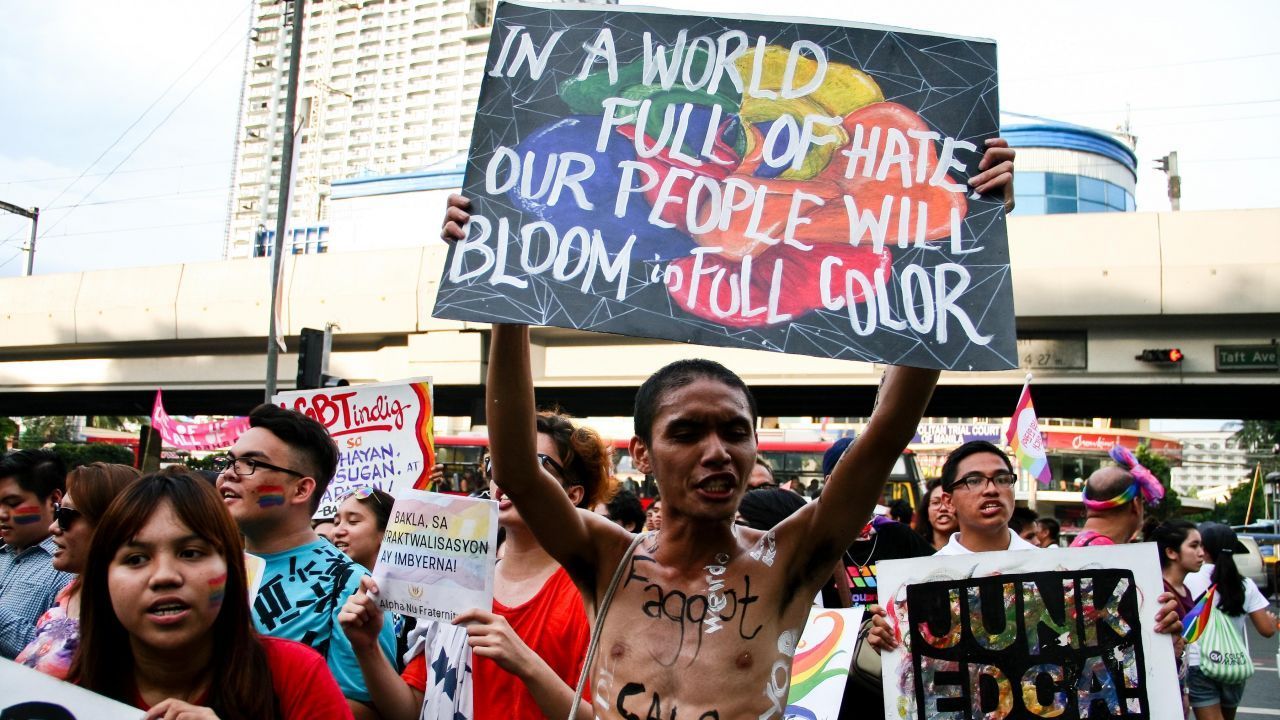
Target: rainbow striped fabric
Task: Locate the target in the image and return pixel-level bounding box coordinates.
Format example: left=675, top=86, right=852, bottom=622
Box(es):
left=1004, top=377, right=1052, bottom=487
left=1182, top=584, right=1216, bottom=643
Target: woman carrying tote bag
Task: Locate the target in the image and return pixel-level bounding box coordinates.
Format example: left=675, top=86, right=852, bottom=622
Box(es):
left=1183, top=523, right=1277, bottom=720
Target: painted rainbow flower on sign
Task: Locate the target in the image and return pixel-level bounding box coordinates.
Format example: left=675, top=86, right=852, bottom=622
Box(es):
left=502, top=42, right=970, bottom=328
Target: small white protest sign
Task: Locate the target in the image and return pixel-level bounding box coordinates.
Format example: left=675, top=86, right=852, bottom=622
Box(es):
left=372, top=489, right=498, bottom=623
left=1, top=658, right=145, bottom=719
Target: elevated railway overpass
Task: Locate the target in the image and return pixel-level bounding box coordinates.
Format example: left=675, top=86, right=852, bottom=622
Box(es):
left=1, top=209, right=1277, bottom=420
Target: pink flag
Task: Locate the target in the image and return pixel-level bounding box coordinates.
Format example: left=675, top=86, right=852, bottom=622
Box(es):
left=1004, top=375, right=1052, bottom=487
left=151, top=389, right=250, bottom=452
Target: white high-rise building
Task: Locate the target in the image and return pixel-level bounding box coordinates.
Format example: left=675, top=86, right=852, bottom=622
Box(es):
left=224, top=0, right=614, bottom=259
left=1168, top=429, right=1252, bottom=500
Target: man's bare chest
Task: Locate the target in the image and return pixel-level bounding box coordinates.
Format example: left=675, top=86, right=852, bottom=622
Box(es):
left=589, top=547, right=807, bottom=719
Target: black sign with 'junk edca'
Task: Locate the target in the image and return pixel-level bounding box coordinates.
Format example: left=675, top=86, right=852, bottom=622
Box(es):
left=433, top=0, right=1017, bottom=370
left=906, top=569, right=1147, bottom=719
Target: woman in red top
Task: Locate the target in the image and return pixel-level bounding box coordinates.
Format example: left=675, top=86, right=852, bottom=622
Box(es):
left=341, top=411, right=614, bottom=720
left=68, top=468, right=351, bottom=720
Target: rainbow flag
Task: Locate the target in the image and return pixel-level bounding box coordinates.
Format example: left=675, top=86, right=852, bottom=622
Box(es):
left=1004, top=375, right=1051, bottom=487
left=1182, top=585, right=1216, bottom=643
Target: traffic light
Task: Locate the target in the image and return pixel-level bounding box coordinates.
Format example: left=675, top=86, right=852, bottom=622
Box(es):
left=297, top=326, right=349, bottom=389
left=1135, top=348, right=1183, bottom=364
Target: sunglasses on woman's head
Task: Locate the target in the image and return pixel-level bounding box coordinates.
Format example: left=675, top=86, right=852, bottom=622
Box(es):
left=345, top=486, right=389, bottom=509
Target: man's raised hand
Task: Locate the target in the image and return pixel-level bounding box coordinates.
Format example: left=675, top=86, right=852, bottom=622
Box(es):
left=441, top=194, right=471, bottom=241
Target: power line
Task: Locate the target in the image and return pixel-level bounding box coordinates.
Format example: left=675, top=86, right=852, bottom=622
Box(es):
left=0, top=160, right=232, bottom=186
left=0, top=248, right=27, bottom=271
left=1005, top=50, right=1280, bottom=82
left=35, top=36, right=248, bottom=244
left=44, top=186, right=230, bottom=210
left=1140, top=112, right=1280, bottom=128
left=1048, top=97, right=1280, bottom=118
left=2, top=0, right=253, bottom=246
left=30, top=218, right=225, bottom=240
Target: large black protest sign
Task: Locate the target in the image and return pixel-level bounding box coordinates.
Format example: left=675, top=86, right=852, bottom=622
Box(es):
left=877, top=544, right=1180, bottom=720
left=433, top=1, right=1018, bottom=369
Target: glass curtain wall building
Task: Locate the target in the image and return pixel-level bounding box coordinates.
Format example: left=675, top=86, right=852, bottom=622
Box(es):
left=1002, top=113, right=1138, bottom=215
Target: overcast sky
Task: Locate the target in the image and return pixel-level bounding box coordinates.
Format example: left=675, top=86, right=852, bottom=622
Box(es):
left=1, top=0, right=1276, bottom=278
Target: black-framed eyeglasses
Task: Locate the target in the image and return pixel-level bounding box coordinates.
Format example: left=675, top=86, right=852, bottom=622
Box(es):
left=482, top=454, right=571, bottom=482
left=53, top=503, right=82, bottom=531
left=213, top=454, right=305, bottom=478
left=948, top=472, right=1018, bottom=492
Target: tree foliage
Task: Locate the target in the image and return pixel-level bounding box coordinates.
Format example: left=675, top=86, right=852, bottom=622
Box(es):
left=0, top=418, right=17, bottom=447
left=45, top=443, right=136, bottom=470
left=1136, top=444, right=1181, bottom=522
left=19, top=417, right=77, bottom=447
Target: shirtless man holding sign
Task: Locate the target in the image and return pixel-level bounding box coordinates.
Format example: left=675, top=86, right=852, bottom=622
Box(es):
left=478, top=322, right=933, bottom=720
left=435, top=138, right=1011, bottom=718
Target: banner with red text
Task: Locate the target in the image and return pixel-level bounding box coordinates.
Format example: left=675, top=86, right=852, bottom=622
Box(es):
left=151, top=389, right=250, bottom=452
left=432, top=1, right=1016, bottom=369
left=274, top=378, right=435, bottom=518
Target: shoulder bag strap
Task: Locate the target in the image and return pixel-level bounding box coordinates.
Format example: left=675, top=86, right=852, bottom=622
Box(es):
left=567, top=530, right=649, bottom=720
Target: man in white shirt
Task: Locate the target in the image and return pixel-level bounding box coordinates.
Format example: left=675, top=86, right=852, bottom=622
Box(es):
left=870, top=441, right=1181, bottom=652
left=931, top=441, right=1038, bottom=555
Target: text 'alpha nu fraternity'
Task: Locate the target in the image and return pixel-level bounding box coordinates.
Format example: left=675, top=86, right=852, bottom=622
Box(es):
left=433, top=1, right=1017, bottom=370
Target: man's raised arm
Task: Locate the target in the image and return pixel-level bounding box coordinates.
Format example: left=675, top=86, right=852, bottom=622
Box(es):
left=438, top=195, right=602, bottom=577
left=485, top=325, right=601, bottom=568
left=795, top=366, right=939, bottom=564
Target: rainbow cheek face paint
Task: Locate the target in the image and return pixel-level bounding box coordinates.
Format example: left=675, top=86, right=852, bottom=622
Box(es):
left=257, top=485, right=286, bottom=508
left=208, top=573, right=227, bottom=609
left=13, top=505, right=44, bottom=525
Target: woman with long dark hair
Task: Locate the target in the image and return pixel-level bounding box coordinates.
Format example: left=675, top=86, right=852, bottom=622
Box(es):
left=68, top=468, right=350, bottom=720
left=17, top=462, right=139, bottom=678
left=341, top=411, right=616, bottom=720
left=1153, top=519, right=1204, bottom=618
left=1153, top=519, right=1204, bottom=718
left=1183, top=523, right=1277, bottom=720
left=913, top=479, right=956, bottom=550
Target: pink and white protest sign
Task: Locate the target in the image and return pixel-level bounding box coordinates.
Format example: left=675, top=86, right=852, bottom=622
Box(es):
left=150, top=389, right=250, bottom=451
left=273, top=378, right=436, bottom=518
left=372, top=489, right=498, bottom=622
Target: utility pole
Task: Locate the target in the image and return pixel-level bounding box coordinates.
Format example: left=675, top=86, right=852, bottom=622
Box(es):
left=0, top=200, right=38, bottom=275
left=1155, top=151, right=1180, bottom=211
left=264, top=0, right=306, bottom=401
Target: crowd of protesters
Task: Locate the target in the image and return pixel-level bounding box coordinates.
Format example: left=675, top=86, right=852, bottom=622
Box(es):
left=5, top=404, right=1275, bottom=718
left=5, top=148, right=1275, bottom=718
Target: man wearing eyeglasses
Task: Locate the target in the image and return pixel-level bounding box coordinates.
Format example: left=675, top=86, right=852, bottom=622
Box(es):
left=217, top=404, right=398, bottom=719
left=0, top=450, right=72, bottom=659
left=932, top=440, right=1037, bottom=555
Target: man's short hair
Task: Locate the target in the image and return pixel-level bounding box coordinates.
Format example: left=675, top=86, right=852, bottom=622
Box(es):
left=605, top=489, right=646, bottom=531
left=888, top=498, right=913, bottom=524
left=822, top=436, right=855, bottom=478
left=1009, top=506, right=1038, bottom=533
left=248, top=404, right=338, bottom=512
left=1036, top=517, right=1060, bottom=542
left=939, top=440, right=1013, bottom=492
left=633, top=359, right=756, bottom=444
left=0, top=449, right=67, bottom=501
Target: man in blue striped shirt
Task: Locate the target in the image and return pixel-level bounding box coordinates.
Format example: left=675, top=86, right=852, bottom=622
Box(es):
left=0, top=449, right=74, bottom=658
